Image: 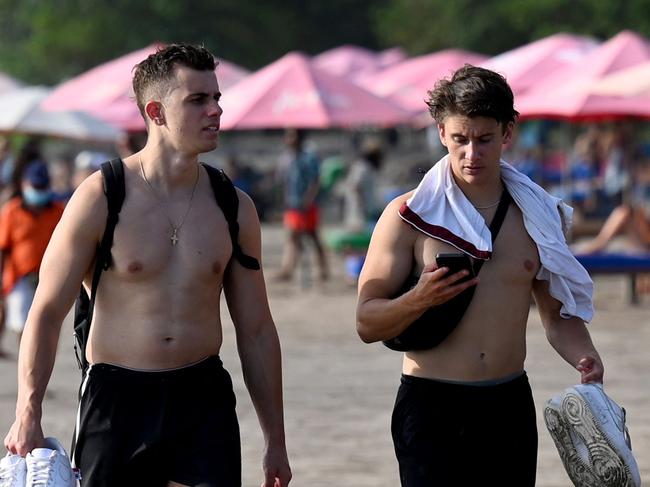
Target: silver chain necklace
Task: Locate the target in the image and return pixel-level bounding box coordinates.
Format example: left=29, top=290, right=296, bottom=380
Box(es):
left=473, top=199, right=501, bottom=210
left=139, top=156, right=200, bottom=246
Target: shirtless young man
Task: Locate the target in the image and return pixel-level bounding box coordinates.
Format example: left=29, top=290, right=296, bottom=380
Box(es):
left=356, top=65, right=604, bottom=486
left=4, top=44, right=291, bottom=487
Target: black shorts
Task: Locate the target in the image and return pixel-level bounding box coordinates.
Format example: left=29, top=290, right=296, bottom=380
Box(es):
left=391, top=372, right=538, bottom=487
left=72, top=356, right=241, bottom=487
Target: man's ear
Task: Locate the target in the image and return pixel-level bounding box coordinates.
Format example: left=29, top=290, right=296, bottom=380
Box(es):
left=144, top=101, right=165, bottom=125
left=502, top=121, right=514, bottom=145
left=437, top=123, right=447, bottom=147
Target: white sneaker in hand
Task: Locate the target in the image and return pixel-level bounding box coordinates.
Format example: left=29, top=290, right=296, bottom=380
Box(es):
left=0, top=453, right=27, bottom=487
left=26, top=438, right=75, bottom=487
left=545, top=383, right=641, bottom=487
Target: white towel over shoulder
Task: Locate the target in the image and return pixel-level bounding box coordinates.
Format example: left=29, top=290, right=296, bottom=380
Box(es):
left=399, top=155, right=593, bottom=322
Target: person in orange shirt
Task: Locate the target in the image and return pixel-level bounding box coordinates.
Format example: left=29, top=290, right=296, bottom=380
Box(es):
left=0, top=161, right=64, bottom=355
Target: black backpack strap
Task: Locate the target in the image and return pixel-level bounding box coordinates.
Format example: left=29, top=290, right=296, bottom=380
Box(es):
left=472, top=187, right=512, bottom=274
left=201, top=163, right=260, bottom=270
left=74, top=159, right=125, bottom=372
left=99, top=159, right=126, bottom=268
left=88, top=159, right=125, bottom=318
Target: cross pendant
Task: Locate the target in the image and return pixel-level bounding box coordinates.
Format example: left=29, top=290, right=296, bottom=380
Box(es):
left=170, top=228, right=179, bottom=246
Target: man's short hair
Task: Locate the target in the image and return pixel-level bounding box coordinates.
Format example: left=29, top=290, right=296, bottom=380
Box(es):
left=132, top=44, right=216, bottom=118
left=426, top=64, right=519, bottom=128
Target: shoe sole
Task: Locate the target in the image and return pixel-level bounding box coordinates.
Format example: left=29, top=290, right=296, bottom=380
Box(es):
left=544, top=406, right=600, bottom=486
left=544, top=391, right=636, bottom=487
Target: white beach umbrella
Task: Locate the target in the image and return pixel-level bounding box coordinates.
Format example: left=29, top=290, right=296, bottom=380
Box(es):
left=0, top=86, right=123, bottom=142
left=0, top=71, right=22, bottom=95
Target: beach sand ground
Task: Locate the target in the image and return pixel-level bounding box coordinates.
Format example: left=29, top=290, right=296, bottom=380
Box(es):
left=1, top=223, right=648, bottom=486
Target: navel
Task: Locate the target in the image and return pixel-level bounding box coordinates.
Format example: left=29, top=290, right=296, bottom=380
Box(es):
left=164, top=337, right=174, bottom=343
left=127, top=261, right=143, bottom=273
left=523, top=259, right=535, bottom=272
left=479, top=352, right=486, bottom=360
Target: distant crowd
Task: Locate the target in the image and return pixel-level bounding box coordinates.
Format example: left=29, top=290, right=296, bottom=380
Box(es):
left=1, top=121, right=649, bottom=356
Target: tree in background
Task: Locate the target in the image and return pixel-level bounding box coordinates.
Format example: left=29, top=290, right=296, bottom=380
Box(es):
left=0, top=0, right=385, bottom=84
left=374, top=0, right=650, bottom=56
left=2, top=0, right=650, bottom=85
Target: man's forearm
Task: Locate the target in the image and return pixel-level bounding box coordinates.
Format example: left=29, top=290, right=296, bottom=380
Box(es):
left=15, top=317, right=60, bottom=419
left=356, top=292, right=428, bottom=343
left=546, top=317, right=600, bottom=368
left=238, top=324, right=286, bottom=446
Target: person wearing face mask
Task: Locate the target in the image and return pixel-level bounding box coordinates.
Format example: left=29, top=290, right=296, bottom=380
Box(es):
left=0, top=161, right=64, bottom=354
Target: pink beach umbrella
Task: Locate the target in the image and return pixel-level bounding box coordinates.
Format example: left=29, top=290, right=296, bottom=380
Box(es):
left=590, top=60, right=650, bottom=97
left=219, top=52, right=414, bottom=130
left=41, top=44, right=162, bottom=131
left=516, top=89, right=650, bottom=121
left=213, top=58, right=250, bottom=89
left=359, top=49, right=488, bottom=112
left=481, top=33, right=598, bottom=96
left=516, top=30, right=650, bottom=120
left=312, top=45, right=381, bottom=81
left=376, top=47, right=407, bottom=69
left=312, top=45, right=406, bottom=85
left=521, top=30, right=650, bottom=98
left=351, top=47, right=409, bottom=86
left=42, top=44, right=250, bottom=131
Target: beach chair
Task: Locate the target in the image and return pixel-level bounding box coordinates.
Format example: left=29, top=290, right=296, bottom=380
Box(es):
left=575, top=253, right=650, bottom=304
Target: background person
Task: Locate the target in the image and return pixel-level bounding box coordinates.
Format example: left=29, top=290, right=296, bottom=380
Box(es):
left=275, top=128, right=329, bottom=282
left=336, top=138, right=385, bottom=284
left=574, top=155, right=650, bottom=255
left=343, top=137, right=384, bottom=232
left=0, top=138, right=44, bottom=205
left=0, top=161, right=64, bottom=356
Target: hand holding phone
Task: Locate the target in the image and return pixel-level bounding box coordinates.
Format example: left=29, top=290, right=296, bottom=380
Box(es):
left=435, top=252, right=475, bottom=284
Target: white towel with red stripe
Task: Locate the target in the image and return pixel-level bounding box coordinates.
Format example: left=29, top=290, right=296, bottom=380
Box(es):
left=399, top=155, right=594, bottom=322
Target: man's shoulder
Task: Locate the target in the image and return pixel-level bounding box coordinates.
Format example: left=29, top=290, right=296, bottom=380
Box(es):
left=63, top=171, right=108, bottom=221
left=231, top=183, right=251, bottom=200
left=73, top=170, right=106, bottom=199
left=374, top=190, right=416, bottom=231
left=232, top=187, right=259, bottom=227
left=387, top=189, right=415, bottom=211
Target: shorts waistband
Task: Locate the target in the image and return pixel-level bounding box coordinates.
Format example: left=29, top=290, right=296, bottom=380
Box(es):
left=88, top=355, right=224, bottom=380
left=401, top=370, right=526, bottom=389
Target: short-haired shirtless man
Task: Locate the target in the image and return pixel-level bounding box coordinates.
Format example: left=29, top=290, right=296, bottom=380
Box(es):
left=356, top=65, right=603, bottom=486
left=4, top=44, right=291, bottom=487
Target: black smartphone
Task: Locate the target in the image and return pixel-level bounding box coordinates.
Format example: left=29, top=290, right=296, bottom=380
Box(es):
left=435, top=252, right=475, bottom=283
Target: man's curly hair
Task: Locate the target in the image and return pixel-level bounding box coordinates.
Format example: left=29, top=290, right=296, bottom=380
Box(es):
left=426, top=64, right=519, bottom=129
left=132, top=44, right=216, bottom=119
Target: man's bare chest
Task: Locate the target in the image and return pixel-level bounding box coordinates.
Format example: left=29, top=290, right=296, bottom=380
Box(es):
left=107, top=198, right=232, bottom=282
left=414, top=205, right=540, bottom=285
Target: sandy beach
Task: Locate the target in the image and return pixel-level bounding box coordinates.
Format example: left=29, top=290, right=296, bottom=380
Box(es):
left=1, top=223, right=648, bottom=486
